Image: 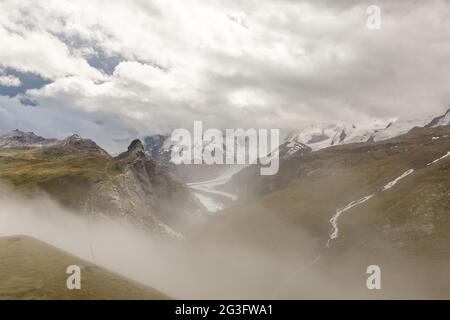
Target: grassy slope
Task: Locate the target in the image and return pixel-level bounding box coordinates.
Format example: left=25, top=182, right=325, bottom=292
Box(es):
left=195, top=127, right=450, bottom=298
left=0, top=147, right=120, bottom=208
left=0, top=236, right=168, bottom=300
left=209, top=126, right=450, bottom=256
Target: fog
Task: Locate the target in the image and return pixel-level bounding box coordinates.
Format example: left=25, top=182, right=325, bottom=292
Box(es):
left=0, top=182, right=447, bottom=299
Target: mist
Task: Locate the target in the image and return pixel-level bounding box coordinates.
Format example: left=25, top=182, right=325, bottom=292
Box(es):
left=0, top=182, right=446, bottom=299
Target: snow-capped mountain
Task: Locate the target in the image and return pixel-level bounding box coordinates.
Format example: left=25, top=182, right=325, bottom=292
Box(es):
left=283, top=109, right=450, bottom=155
left=284, top=120, right=390, bottom=151
left=144, top=131, right=258, bottom=182
left=425, top=108, right=450, bottom=128
left=143, top=109, right=450, bottom=181
left=143, top=109, right=450, bottom=192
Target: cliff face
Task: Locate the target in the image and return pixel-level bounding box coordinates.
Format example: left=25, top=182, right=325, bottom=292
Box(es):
left=88, top=139, right=204, bottom=236
left=0, top=133, right=205, bottom=238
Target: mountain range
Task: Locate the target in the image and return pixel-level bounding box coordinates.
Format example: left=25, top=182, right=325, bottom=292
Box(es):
left=192, top=112, right=450, bottom=298
left=0, top=131, right=205, bottom=238
left=1, top=109, right=450, bottom=298
left=142, top=109, right=450, bottom=213
left=144, top=109, right=450, bottom=173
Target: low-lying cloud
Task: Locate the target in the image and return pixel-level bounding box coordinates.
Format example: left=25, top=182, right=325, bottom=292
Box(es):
left=0, top=182, right=447, bottom=299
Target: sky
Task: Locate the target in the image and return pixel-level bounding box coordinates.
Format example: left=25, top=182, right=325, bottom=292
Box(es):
left=0, top=0, right=449, bottom=152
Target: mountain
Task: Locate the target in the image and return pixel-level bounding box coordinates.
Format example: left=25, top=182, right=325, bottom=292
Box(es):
left=0, top=129, right=58, bottom=148
left=218, top=121, right=450, bottom=253
left=144, top=132, right=258, bottom=184
left=213, top=109, right=450, bottom=198
left=284, top=120, right=387, bottom=152
left=58, top=134, right=109, bottom=155
left=0, top=236, right=168, bottom=299
left=1, top=113, right=449, bottom=298
left=225, top=112, right=450, bottom=198
left=144, top=134, right=170, bottom=160
left=144, top=110, right=450, bottom=181
left=0, top=131, right=205, bottom=237
left=282, top=109, right=450, bottom=155
left=144, top=134, right=230, bottom=183
left=278, top=139, right=312, bottom=160
left=195, top=123, right=450, bottom=298
left=426, top=108, right=450, bottom=128
left=142, top=110, right=450, bottom=215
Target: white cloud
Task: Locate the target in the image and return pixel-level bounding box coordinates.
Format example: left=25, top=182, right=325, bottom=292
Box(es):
left=0, top=1, right=105, bottom=80
left=0, top=75, right=21, bottom=87
left=0, top=0, right=449, bottom=152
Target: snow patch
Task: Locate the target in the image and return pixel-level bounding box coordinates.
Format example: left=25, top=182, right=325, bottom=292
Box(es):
left=382, top=169, right=414, bottom=191
left=327, top=194, right=375, bottom=247
left=427, top=151, right=450, bottom=166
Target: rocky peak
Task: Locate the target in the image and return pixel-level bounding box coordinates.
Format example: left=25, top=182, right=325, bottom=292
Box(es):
left=144, top=134, right=169, bottom=160
left=0, top=129, right=57, bottom=148
left=68, top=134, right=82, bottom=140
left=128, top=139, right=145, bottom=152
left=59, top=134, right=108, bottom=155
left=116, top=139, right=148, bottom=162
left=4, top=129, right=39, bottom=139
left=425, top=108, right=450, bottom=128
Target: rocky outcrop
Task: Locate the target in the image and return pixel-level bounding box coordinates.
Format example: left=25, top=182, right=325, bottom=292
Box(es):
left=86, top=139, right=205, bottom=237
left=0, top=132, right=205, bottom=238
left=0, top=130, right=57, bottom=148
left=425, top=108, right=450, bottom=128
left=58, top=134, right=109, bottom=155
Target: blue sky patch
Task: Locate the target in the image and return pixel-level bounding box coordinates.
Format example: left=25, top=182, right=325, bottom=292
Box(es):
left=0, top=68, right=51, bottom=97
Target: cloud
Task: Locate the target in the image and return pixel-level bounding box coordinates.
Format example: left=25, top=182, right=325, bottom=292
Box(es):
left=0, top=0, right=449, bottom=151
left=0, top=95, right=135, bottom=153
left=0, top=74, right=21, bottom=87
left=0, top=68, right=52, bottom=97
